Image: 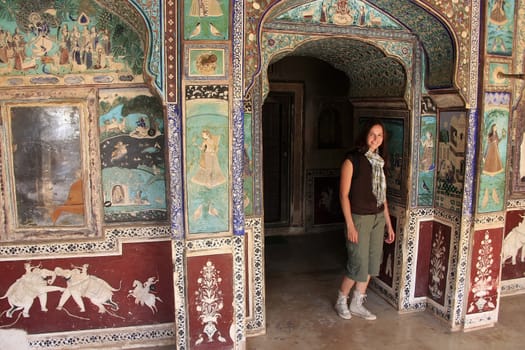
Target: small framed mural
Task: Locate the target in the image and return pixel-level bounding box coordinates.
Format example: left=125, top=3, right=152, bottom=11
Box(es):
left=186, top=44, right=228, bottom=79
left=305, top=169, right=344, bottom=230
left=355, top=109, right=409, bottom=202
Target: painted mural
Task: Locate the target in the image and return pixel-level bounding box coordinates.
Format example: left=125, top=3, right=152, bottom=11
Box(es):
left=478, top=92, right=509, bottom=213
left=467, top=229, right=502, bottom=314
left=0, top=241, right=174, bottom=332
left=486, top=0, right=515, bottom=56
left=418, top=115, right=437, bottom=206
left=185, top=85, right=229, bottom=234
left=0, top=0, right=144, bottom=86
left=428, top=222, right=451, bottom=306
left=502, top=210, right=525, bottom=280
left=183, top=0, right=229, bottom=41
left=435, top=111, right=466, bottom=212
left=188, top=255, right=234, bottom=348
left=275, top=0, right=401, bottom=29
left=99, top=88, right=167, bottom=223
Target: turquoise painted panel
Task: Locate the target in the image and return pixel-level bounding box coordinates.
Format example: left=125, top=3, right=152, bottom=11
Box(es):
left=184, top=0, right=229, bottom=40
left=478, top=93, right=510, bottom=213
left=276, top=0, right=401, bottom=29
left=487, top=0, right=515, bottom=56
left=99, top=89, right=167, bottom=222
left=186, top=98, right=229, bottom=234
left=417, top=115, right=437, bottom=206
left=0, top=0, right=143, bottom=80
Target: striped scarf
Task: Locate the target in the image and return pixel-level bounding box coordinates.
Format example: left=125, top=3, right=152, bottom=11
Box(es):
left=365, top=150, right=386, bottom=207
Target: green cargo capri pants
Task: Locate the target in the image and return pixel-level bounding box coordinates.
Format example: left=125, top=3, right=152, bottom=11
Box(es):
left=344, top=212, right=386, bottom=282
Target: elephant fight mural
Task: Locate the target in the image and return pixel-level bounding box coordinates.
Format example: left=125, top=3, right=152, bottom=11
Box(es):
left=0, top=241, right=174, bottom=333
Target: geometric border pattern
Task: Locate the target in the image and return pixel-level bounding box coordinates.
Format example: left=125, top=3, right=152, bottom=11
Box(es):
left=28, top=324, right=175, bottom=349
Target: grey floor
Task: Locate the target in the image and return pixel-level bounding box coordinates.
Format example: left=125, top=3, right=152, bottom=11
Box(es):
left=247, top=231, right=525, bottom=350
left=142, top=231, right=525, bottom=350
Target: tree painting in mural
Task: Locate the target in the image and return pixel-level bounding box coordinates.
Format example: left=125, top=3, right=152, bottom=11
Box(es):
left=99, top=91, right=167, bottom=223
left=0, top=0, right=143, bottom=76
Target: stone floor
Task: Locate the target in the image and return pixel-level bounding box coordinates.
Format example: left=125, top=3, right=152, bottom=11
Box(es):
left=246, top=231, right=525, bottom=350
left=141, top=231, right=525, bottom=350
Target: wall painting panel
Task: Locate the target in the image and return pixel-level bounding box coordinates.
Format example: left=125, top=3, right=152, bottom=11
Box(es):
left=486, top=0, right=515, bottom=56
left=99, top=88, right=167, bottom=223
left=0, top=1, right=144, bottom=87
left=187, top=253, right=234, bottom=347
left=478, top=92, right=509, bottom=213
left=467, top=228, right=503, bottom=315
left=435, top=110, right=466, bottom=212
left=417, top=115, right=437, bottom=206
left=185, top=85, right=229, bottom=234
left=0, top=241, right=174, bottom=332
left=502, top=210, right=525, bottom=280
left=183, top=0, right=229, bottom=40
left=427, top=222, right=451, bottom=306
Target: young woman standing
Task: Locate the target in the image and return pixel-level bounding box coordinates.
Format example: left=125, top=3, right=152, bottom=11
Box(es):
left=335, top=119, right=396, bottom=320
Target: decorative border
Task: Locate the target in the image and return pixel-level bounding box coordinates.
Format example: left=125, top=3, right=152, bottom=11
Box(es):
left=0, top=226, right=170, bottom=258
left=245, top=217, right=265, bottom=334
left=28, top=323, right=175, bottom=349
left=399, top=207, right=461, bottom=324
left=184, top=235, right=245, bottom=348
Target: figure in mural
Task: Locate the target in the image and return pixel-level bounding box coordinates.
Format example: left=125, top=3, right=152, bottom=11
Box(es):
left=55, top=265, right=120, bottom=314
left=1, top=263, right=63, bottom=318
left=334, top=119, right=395, bottom=321
left=481, top=124, right=505, bottom=207
left=191, top=129, right=226, bottom=188
left=128, top=277, right=162, bottom=314
left=489, top=0, right=507, bottom=25
left=482, top=123, right=505, bottom=174
left=420, top=131, right=435, bottom=171
left=190, top=0, right=223, bottom=17
left=333, top=0, right=354, bottom=25
left=112, top=184, right=126, bottom=204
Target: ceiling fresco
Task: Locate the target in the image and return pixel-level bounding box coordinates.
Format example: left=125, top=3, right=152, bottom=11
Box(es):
left=248, top=0, right=458, bottom=98
left=290, top=37, right=407, bottom=98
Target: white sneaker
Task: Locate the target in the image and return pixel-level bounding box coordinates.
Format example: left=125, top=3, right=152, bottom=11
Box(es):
left=350, top=291, right=376, bottom=320
left=334, top=293, right=352, bottom=320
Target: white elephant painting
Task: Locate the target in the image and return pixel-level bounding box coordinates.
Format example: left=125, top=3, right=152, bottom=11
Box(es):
left=54, top=264, right=120, bottom=314
left=502, top=215, right=525, bottom=265
left=1, top=263, right=64, bottom=318
left=127, top=277, right=162, bottom=313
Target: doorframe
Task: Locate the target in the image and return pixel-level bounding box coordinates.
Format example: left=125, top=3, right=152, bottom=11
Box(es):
left=267, top=82, right=304, bottom=231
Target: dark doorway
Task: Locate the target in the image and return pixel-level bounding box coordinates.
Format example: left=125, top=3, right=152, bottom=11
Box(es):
left=262, top=91, right=293, bottom=227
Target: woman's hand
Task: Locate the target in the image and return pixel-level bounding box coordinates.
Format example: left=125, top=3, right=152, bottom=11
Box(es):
left=385, top=226, right=395, bottom=244
left=347, top=225, right=359, bottom=243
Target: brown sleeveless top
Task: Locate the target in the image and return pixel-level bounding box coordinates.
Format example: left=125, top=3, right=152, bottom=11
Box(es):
left=347, top=152, right=385, bottom=215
